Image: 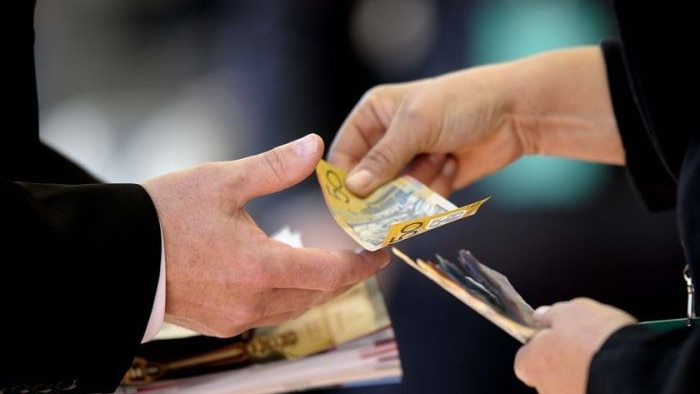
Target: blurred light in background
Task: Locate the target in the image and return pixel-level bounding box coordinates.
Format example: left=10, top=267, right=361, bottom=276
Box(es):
left=41, top=72, right=247, bottom=182
left=350, top=0, right=438, bottom=77
left=35, top=0, right=253, bottom=183
left=466, top=0, right=614, bottom=211
left=474, top=157, right=612, bottom=210
left=41, top=97, right=118, bottom=177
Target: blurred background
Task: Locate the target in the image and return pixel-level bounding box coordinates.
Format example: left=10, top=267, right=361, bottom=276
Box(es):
left=34, top=0, right=685, bottom=393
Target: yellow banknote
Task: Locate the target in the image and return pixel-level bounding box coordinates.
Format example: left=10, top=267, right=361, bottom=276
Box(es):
left=316, top=159, right=489, bottom=251
left=254, top=275, right=391, bottom=358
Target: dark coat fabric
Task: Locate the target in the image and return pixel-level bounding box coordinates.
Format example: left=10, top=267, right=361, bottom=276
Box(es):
left=1, top=1, right=162, bottom=393
left=591, top=0, right=699, bottom=393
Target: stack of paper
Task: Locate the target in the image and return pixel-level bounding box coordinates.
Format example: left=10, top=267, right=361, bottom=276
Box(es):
left=117, top=326, right=400, bottom=394
left=117, top=276, right=401, bottom=393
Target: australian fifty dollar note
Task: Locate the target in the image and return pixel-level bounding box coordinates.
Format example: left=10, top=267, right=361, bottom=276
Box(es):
left=316, top=159, right=489, bottom=251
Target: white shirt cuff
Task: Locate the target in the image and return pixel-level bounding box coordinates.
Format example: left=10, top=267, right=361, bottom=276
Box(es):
left=141, top=233, right=166, bottom=343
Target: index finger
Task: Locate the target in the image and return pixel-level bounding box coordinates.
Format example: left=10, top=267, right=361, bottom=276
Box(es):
left=329, top=115, right=426, bottom=197
left=328, top=90, right=394, bottom=172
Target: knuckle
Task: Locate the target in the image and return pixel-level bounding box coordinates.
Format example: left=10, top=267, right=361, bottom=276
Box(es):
left=219, top=325, right=244, bottom=338
left=319, top=267, right=345, bottom=292
left=514, top=345, right=543, bottom=388
left=263, top=149, right=287, bottom=184
left=287, top=309, right=310, bottom=321
left=397, top=97, right=434, bottom=133
left=320, top=274, right=343, bottom=293
left=365, top=145, right=401, bottom=171
left=513, top=348, right=530, bottom=382
left=573, top=296, right=594, bottom=304
left=362, top=84, right=390, bottom=102
left=236, top=302, right=267, bottom=326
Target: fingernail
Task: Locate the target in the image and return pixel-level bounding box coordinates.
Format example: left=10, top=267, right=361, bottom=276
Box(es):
left=533, top=306, right=550, bottom=320
left=441, top=157, right=456, bottom=177
left=346, top=169, right=373, bottom=191
left=293, top=134, right=319, bottom=157
left=354, top=247, right=391, bottom=269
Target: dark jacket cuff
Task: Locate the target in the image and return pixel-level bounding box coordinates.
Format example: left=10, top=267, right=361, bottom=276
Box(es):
left=588, top=323, right=700, bottom=394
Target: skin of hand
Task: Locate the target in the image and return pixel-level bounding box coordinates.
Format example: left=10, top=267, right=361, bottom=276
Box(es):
left=328, top=46, right=624, bottom=198
left=514, top=298, right=637, bottom=394
left=142, top=133, right=390, bottom=337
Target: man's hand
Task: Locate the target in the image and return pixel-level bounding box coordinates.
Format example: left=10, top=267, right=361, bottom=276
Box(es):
left=143, top=133, right=390, bottom=337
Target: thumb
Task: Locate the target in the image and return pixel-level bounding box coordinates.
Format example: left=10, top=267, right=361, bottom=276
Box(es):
left=236, top=133, right=323, bottom=201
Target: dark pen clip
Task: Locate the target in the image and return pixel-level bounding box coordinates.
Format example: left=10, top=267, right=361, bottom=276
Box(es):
left=684, top=264, right=696, bottom=327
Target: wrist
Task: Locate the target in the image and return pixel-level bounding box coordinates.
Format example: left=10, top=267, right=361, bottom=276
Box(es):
left=506, top=47, right=623, bottom=163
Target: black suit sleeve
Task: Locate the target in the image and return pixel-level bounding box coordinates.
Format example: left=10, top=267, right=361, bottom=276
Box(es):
left=588, top=1, right=700, bottom=393
left=1, top=181, right=162, bottom=393
left=1, top=1, right=163, bottom=393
